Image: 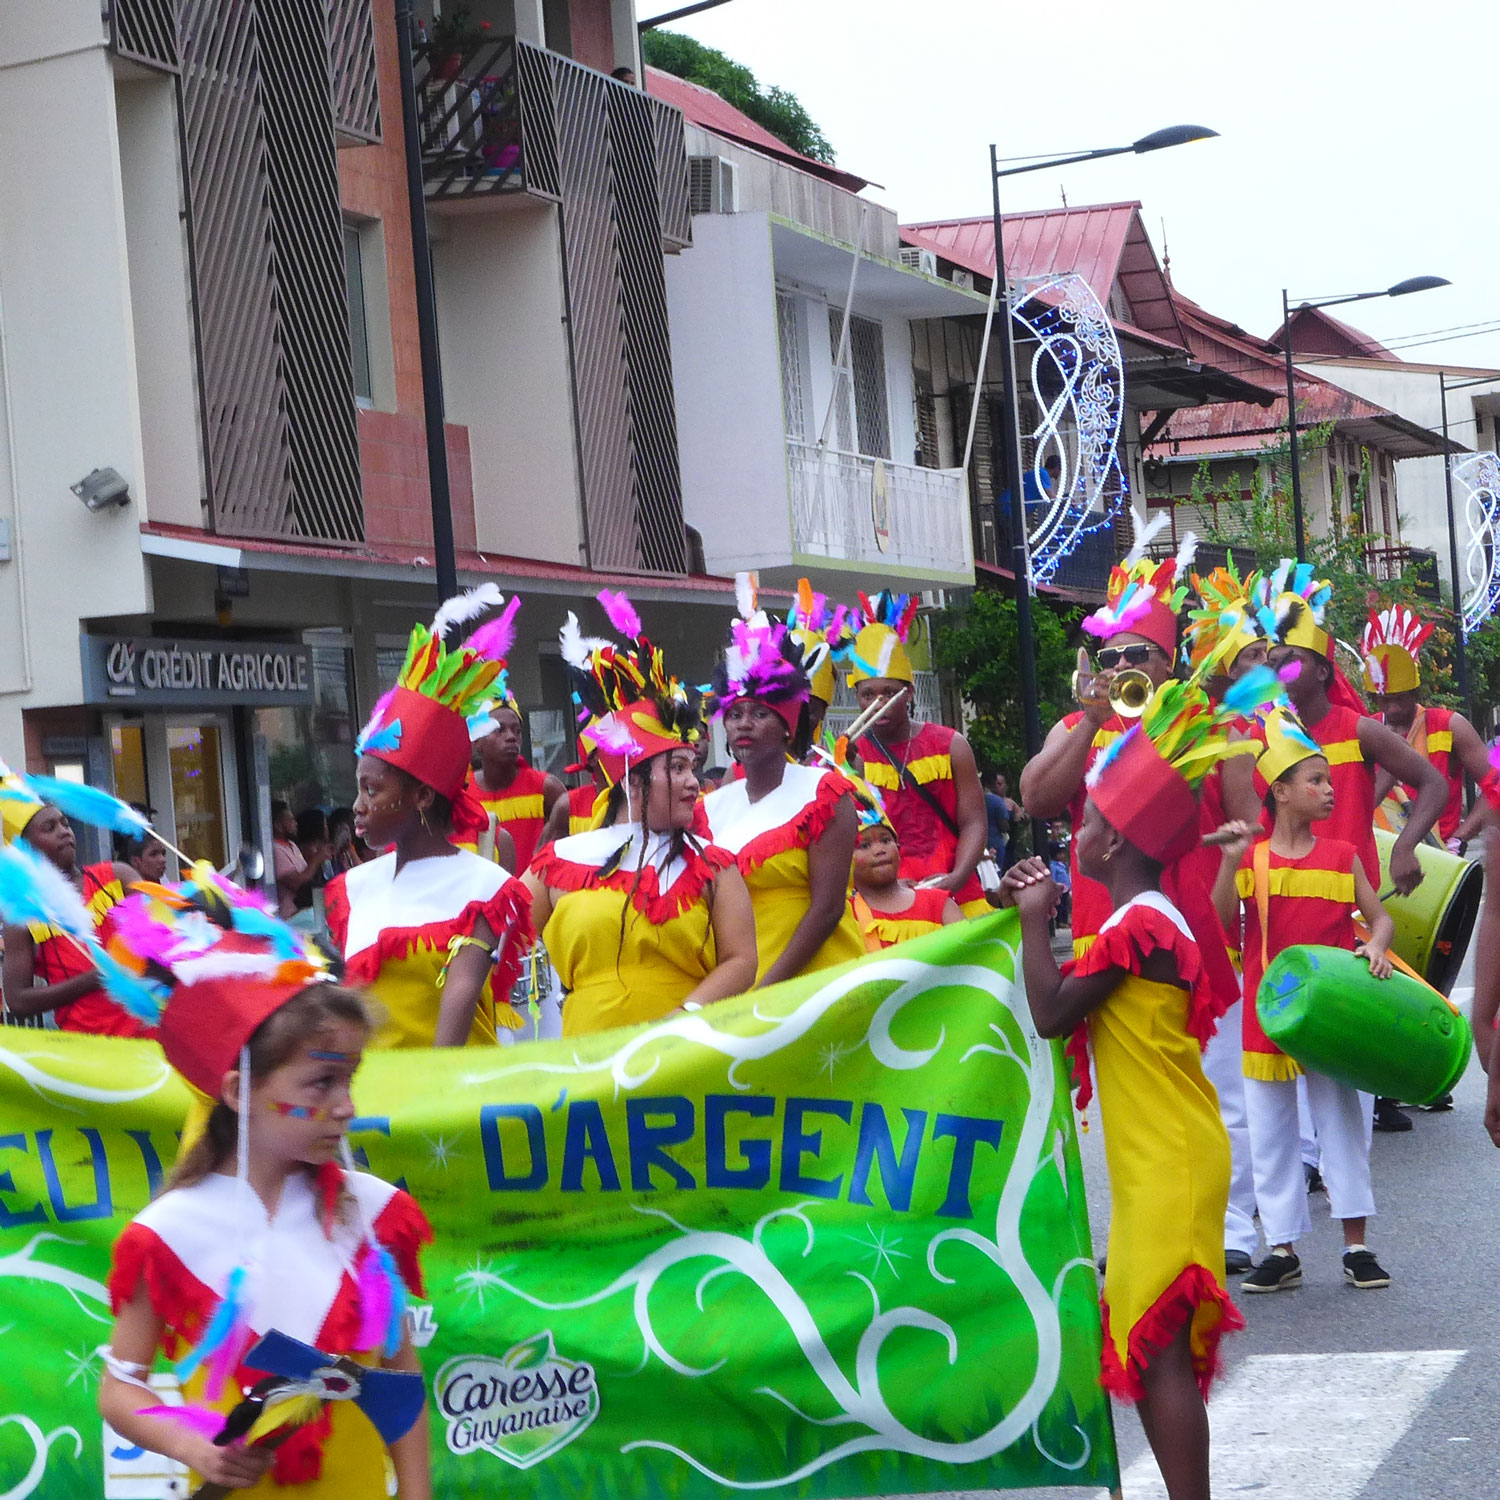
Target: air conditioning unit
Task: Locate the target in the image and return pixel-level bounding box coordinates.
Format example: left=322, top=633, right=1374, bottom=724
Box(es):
left=899, top=246, right=938, bottom=278
left=950, top=269, right=975, bottom=291
left=687, top=155, right=739, bottom=215
left=920, top=589, right=948, bottom=610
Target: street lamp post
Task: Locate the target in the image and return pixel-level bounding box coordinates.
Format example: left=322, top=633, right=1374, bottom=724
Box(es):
left=1279, top=276, right=1450, bottom=562
left=988, top=125, right=1216, bottom=856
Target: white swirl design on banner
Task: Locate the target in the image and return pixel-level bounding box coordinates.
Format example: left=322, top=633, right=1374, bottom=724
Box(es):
left=0, top=1232, right=112, bottom=1324
left=1454, top=450, right=1500, bottom=637
left=454, top=948, right=1093, bottom=1487
left=0, top=1044, right=174, bottom=1111
left=0, top=1414, right=82, bottom=1500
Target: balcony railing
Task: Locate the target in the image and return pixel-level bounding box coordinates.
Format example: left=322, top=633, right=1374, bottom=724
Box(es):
left=787, top=440, right=973, bottom=579
left=1366, top=543, right=1440, bottom=600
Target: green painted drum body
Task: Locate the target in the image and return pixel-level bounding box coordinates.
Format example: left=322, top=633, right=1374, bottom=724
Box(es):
left=1374, top=828, right=1482, bottom=995
left=1257, top=944, right=1472, bottom=1105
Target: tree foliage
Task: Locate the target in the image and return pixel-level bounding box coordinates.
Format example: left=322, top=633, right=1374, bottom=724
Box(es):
left=641, top=30, right=835, bottom=164
left=932, top=589, right=1081, bottom=784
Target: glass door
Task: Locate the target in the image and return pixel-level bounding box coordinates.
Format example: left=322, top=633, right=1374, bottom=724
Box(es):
left=165, top=720, right=231, bottom=869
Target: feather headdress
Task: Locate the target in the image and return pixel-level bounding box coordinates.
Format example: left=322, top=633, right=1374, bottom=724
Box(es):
left=1252, top=559, right=1334, bottom=657
left=563, top=591, right=703, bottom=786
left=1083, top=512, right=1196, bottom=655
left=787, top=578, right=854, bottom=703
left=846, top=589, right=919, bottom=686
left=813, top=731, right=892, bottom=833
left=1360, top=605, right=1433, bottom=694
left=706, top=575, right=813, bottom=732
left=1185, top=556, right=1265, bottom=677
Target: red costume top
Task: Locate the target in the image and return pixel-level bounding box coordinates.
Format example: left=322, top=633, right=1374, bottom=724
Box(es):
left=30, top=862, right=147, bottom=1038
left=470, top=764, right=550, bottom=871
left=1382, top=705, right=1462, bottom=841
left=1234, top=836, right=1359, bottom=1077
left=857, top=722, right=983, bottom=909
left=567, top=783, right=599, bottom=834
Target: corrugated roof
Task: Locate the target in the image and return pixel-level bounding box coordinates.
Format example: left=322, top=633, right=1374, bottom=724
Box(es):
left=644, top=67, right=869, bottom=194
left=901, top=203, right=1187, bottom=348
left=1271, top=304, right=1397, bottom=361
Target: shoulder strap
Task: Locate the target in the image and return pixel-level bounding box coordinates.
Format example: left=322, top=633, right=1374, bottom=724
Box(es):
left=864, top=731, right=961, bottom=837
left=1252, top=837, right=1271, bottom=976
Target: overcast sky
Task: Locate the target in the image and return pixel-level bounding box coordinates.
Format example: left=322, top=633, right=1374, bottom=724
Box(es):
left=664, top=0, right=1500, bottom=371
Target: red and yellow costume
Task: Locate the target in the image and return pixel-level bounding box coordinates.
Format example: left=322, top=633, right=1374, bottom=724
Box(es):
left=567, top=783, right=601, bottom=834
left=31, top=862, right=148, bottom=1037
left=469, top=763, right=551, bottom=871
left=853, top=886, right=950, bottom=951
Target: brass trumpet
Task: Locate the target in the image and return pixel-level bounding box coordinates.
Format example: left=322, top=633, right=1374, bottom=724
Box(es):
left=1108, top=669, right=1155, bottom=719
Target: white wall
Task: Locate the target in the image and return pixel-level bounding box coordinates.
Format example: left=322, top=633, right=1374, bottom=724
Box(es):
left=432, top=205, right=585, bottom=566
left=665, top=212, right=793, bottom=575
left=116, top=75, right=203, bottom=529
left=0, top=41, right=152, bottom=758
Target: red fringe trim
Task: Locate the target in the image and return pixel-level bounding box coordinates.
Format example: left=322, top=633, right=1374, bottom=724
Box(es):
left=374, top=1187, right=434, bottom=1298
left=338, top=878, right=535, bottom=1011
left=528, top=841, right=735, bottom=923
left=107, top=1222, right=215, bottom=1358
left=1100, top=1262, right=1245, bottom=1403
left=731, top=770, right=853, bottom=877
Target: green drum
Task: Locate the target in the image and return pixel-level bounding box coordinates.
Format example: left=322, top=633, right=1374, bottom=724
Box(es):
left=1374, top=828, right=1481, bottom=995
left=1257, top=944, right=1472, bottom=1105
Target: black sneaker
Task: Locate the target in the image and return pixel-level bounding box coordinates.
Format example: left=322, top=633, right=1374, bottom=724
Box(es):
left=1305, top=1163, right=1325, bottom=1194
left=1224, top=1249, right=1253, bottom=1275
left=1419, top=1093, right=1454, bottom=1113
left=1373, top=1097, right=1414, bottom=1132
left=1241, top=1252, right=1302, bottom=1293
left=1343, top=1248, right=1391, bottom=1289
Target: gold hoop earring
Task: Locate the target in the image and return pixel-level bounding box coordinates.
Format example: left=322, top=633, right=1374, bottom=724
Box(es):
left=420, top=807, right=433, bottom=835
left=1102, top=848, right=1112, bottom=863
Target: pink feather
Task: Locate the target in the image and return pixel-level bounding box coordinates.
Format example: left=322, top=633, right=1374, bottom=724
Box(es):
left=1489, top=739, right=1500, bottom=775
left=356, top=1245, right=395, bottom=1353
left=107, top=900, right=181, bottom=970
left=592, top=714, right=639, bottom=755
left=134, top=1404, right=228, bottom=1441
left=464, top=595, right=521, bottom=663
left=596, top=589, right=643, bottom=641
left=1278, top=661, right=1302, bottom=683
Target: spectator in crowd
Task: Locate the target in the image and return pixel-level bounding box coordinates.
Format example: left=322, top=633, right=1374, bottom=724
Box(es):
left=113, top=803, right=169, bottom=883
left=272, top=799, right=321, bottom=919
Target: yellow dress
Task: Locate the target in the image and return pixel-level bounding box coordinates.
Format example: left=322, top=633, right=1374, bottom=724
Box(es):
left=1072, top=892, right=1241, bottom=1401
left=532, top=825, right=735, bottom=1036
left=326, top=848, right=532, bottom=1047
left=701, top=763, right=865, bottom=983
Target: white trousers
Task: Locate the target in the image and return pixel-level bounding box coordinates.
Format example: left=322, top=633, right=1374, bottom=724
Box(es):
left=1244, top=1071, right=1376, bottom=1247
left=1202, top=1000, right=1257, bottom=1255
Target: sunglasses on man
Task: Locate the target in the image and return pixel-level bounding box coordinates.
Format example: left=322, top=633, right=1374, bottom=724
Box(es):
left=1093, top=643, right=1161, bottom=670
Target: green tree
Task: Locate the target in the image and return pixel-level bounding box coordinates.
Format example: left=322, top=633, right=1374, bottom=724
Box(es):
left=641, top=30, right=835, bottom=164
left=932, top=589, right=1080, bottom=784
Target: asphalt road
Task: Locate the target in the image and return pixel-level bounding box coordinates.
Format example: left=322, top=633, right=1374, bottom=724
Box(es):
left=892, top=871, right=1494, bottom=1500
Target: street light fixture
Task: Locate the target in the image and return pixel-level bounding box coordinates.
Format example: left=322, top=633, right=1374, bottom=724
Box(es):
left=1280, top=276, right=1451, bottom=561
left=988, top=125, right=1216, bottom=855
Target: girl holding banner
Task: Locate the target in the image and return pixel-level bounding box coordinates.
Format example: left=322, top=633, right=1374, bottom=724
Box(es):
left=1002, top=675, right=1276, bottom=1500
left=524, top=593, right=757, bottom=1035
left=702, top=582, right=865, bottom=986
left=326, top=590, right=533, bottom=1050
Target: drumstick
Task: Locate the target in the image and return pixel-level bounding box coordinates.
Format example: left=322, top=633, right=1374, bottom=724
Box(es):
left=1201, top=827, right=1267, bottom=848
left=842, top=685, right=912, bottom=745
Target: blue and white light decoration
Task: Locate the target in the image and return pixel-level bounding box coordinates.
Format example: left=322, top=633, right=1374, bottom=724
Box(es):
left=1009, top=271, right=1128, bottom=586
left=1453, top=451, right=1500, bottom=637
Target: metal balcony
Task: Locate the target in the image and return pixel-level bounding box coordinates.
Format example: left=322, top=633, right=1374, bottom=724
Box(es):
left=786, top=440, right=973, bottom=582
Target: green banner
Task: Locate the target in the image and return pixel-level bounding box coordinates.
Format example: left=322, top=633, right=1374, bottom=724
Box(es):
left=0, top=910, right=1117, bottom=1497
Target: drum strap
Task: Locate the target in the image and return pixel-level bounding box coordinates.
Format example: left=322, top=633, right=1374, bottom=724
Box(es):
left=1252, top=838, right=1272, bottom=977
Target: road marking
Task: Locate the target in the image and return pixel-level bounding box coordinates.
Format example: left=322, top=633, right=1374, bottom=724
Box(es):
left=1103, top=1349, right=1465, bottom=1500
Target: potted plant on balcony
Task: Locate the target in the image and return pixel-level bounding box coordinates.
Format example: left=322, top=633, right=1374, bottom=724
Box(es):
left=427, top=5, right=488, bottom=84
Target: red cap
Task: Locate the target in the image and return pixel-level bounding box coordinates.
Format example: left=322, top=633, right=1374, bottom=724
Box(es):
left=366, top=687, right=472, bottom=801
left=594, top=699, right=692, bottom=787
left=1088, top=730, right=1201, bottom=865
left=1128, top=601, right=1181, bottom=659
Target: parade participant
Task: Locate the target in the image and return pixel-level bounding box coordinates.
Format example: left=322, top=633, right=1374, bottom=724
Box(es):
left=92, top=870, right=432, bottom=1495
left=786, top=577, right=853, bottom=745
left=851, top=816, right=962, bottom=950
left=0, top=793, right=147, bottom=1036
left=1362, top=605, right=1489, bottom=849
left=1183, top=560, right=1268, bottom=1275
left=1258, top=563, right=1445, bottom=898
left=1212, top=707, right=1395, bottom=1294
left=539, top=725, right=607, bottom=845
left=1001, top=678, right=1254, bottom=1500
left=849, top=591, right=989, bottom=916
left=326, top=591, right=532, bottom=1049
left=703, top=584, right=864, bottom=985
left=525, top=595, right=756, bottom=1034
left=114, top=803, right=169, bottom=884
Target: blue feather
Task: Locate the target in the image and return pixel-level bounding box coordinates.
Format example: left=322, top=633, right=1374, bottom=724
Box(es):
left=176, top=1264, right=248, bottom=1384
left=1224, top=664, right=1283, bottom=716
left=226, top=904, right=302, bottom=959
left=0, top=846, right=54, bottom=930
left=376, top=1243, right=407, bottom=1357
left=0, top=841, right=95, bottom=937
left=92, top=946, right=167, bottom=1024
left=23, top=775, right=152, bottom=838
left=357, top=718, right=402, bottom=756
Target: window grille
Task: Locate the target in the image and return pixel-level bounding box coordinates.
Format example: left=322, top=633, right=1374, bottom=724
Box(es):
left=777, top=291, right=807, bottom=441
left=827, top=310, right=891, bottom=459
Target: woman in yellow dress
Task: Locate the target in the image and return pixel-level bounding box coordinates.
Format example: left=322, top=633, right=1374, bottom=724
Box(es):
left=325, top=587, right=533, bottom=1048
left=524, top=592, right=757, bottom=1035
left=701, top=581, right=864, bottom=985
left=1000, top=678, right=1269, bottom=1500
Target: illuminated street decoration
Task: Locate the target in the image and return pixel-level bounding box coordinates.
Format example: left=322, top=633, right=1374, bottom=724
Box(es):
left=1009, top=272, right=1128, bottom=585
left=1453, top=451, right=1500, bottom=636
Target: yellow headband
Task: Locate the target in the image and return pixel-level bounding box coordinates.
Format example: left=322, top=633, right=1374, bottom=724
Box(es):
left=1256, top=706, right=1326, bottom=786
left=1362, top=644, right=1420, bottom=695
left=791, top=626, right=836, bottom=702
left=847, top=623, right=914, bottom=686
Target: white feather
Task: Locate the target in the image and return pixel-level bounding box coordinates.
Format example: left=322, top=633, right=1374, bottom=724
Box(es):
left=734, top=571, right=758, bottom=621
left=171, top=950, right=287, bottom=986
left=560, top=612, right=611, bottom=670
left=1173, top=530, right=1198, bottom=577
left=431, top=583, right=505, bottom=641
left=1123, top=508, right=1170, bottom=566
left=15, top=844, right=97, bottom=939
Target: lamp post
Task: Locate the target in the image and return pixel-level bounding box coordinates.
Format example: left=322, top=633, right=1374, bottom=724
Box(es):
left=1279, top=276, right=1449, bottom=562
left=989, top=125, right=1216, bottom=855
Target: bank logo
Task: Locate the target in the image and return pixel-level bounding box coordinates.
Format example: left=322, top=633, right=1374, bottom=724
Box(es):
left=434, top=1331, right=598, bottom=1468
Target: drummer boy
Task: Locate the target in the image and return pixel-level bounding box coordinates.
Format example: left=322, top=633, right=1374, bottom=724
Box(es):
left=1212, top=707, right=1395, bottom=1296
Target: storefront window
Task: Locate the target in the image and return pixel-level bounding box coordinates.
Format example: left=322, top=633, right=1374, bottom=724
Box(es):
left=257, top=643, right=358, bottom=815
left=168, top=723, right=226, bottom=868
left=110, top=723, right=149, bottom=807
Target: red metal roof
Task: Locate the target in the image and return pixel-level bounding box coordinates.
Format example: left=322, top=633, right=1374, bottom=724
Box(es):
left=1270, top=304, right=1397, bottom=361
left=901, top=203, right=1187, bottom=349
left=644, top=67, right=870, bottom=195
